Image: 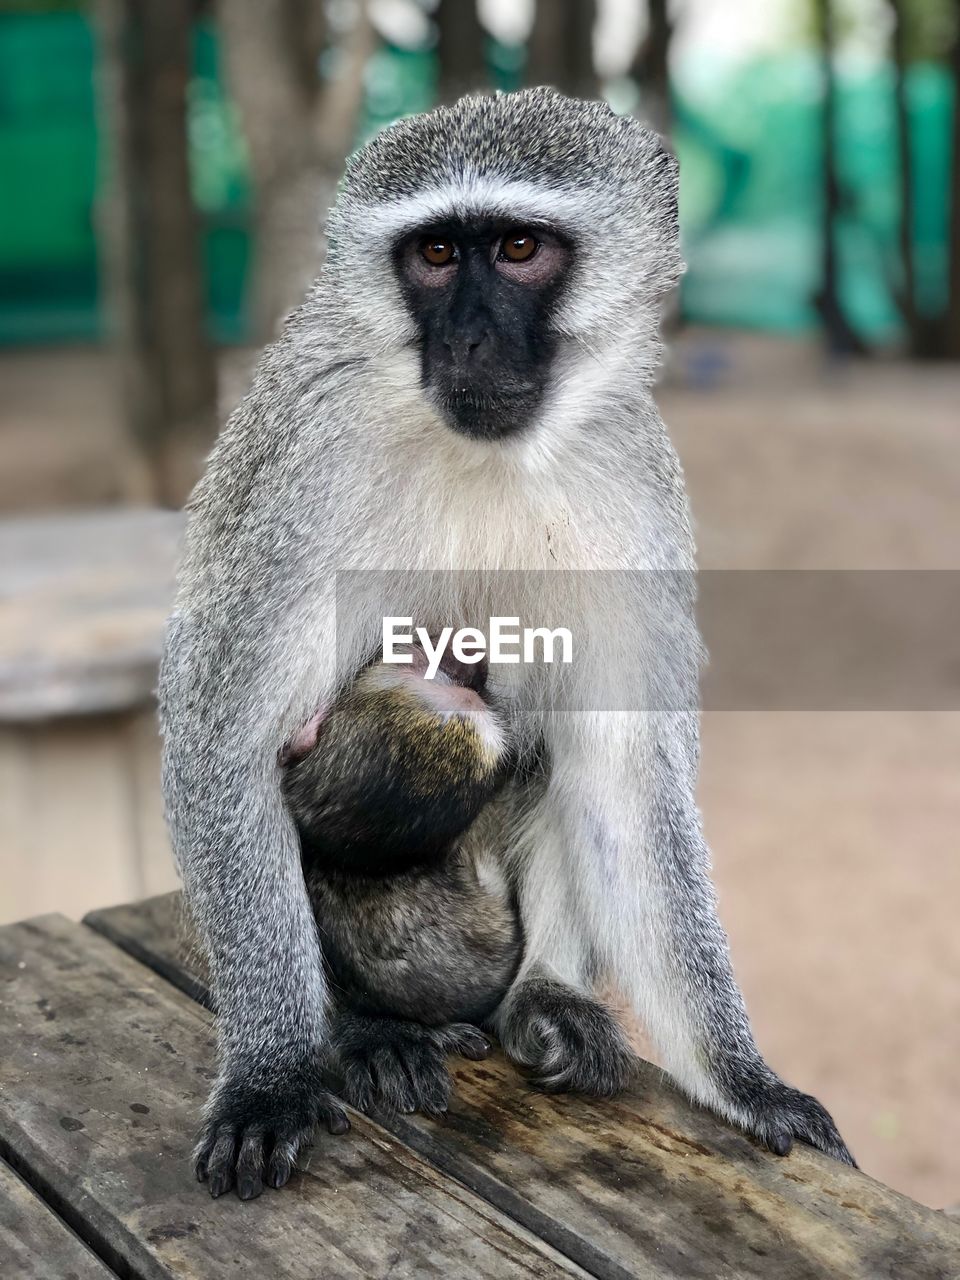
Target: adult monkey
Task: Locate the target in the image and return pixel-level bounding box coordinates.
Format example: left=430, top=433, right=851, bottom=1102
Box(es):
left=160, top=88, right=853, bottom=1199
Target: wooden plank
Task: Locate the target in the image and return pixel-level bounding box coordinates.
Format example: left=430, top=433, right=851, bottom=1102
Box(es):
left=0, top=510, right=180, bottom=722
left=0, top=915, right=586, bottom=1280
left=0, top=1159, right=116, bottom=1280
left=86, top=892, right=960, bottom=1280
left=86, top=893, right=210, bottom=1008
left=0, top=723, right=34, bottom=923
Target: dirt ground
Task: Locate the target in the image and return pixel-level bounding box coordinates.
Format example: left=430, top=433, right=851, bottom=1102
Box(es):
left=1, top=332, right=958, bottom=1210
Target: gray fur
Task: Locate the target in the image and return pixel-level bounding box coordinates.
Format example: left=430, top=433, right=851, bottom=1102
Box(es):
left=305, top=855, right=520, bottom=1028
left=160, top=88, right=852, bottom=1199
left=284, top=651, right=521, bottom=1112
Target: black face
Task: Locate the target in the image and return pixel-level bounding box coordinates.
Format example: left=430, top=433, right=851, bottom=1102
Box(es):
left=394, top=217, right=572, bottom=440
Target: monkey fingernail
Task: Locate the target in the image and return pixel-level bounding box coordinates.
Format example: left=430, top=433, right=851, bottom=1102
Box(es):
left=267, top=1160, right=293, bottom=1189
left=237, top=1174, right=264, bottom=1201
left=768, top=1131, right=794, bottom=1157
left=207, top=1170, right=234, bottom=1198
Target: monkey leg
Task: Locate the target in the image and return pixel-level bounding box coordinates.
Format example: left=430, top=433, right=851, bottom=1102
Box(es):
left=508, top=713, right=855, bottom=1166
left=307, top=857, right=519, bottom=1116
left=328, top=1011, right=490, bottom=1116
left=477, top=792, right=637, bottom=1098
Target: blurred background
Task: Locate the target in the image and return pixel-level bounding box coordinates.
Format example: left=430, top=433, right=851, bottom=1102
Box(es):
left=1, top=0, right=958, bottom=1211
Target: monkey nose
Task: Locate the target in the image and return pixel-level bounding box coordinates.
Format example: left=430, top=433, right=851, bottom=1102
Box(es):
left=444, top=325, right=490, bottom=364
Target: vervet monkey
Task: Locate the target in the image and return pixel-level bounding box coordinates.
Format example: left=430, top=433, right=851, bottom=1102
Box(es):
left=160, top=88, right=853, bottom=1200
left=284, top=646, right=522, bottom=1118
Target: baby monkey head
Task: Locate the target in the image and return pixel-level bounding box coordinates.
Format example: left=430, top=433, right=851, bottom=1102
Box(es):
left=327, top=88, right=683, bottom=443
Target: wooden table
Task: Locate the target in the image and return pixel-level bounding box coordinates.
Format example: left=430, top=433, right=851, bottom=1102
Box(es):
left=1, top=894, right=958, bottom=1279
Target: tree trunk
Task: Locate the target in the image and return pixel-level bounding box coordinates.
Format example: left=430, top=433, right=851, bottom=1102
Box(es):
left=813, top=0, right=866, bottom=354
left=632, top=0, right=672, bottom=135
left=526, top=0, right=597, bottom=99
left=95, top=0, right=218, bottom=508
left=889, top=0, right=921, bottom=351
left=436, top=0, right=487, bottom=102
left=216, top=0, right=326, bottom=343
left=217, top=0, right=374, bottom=343
left=943, top=0, right=960, bottom=358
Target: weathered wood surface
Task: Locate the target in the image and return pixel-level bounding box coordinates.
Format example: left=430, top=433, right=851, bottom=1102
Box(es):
left=0, top=510, right=181, bottom=721
left=0, top=915, right=586, bottom=1280
left=84, top=892, right=960, bottom=1280
left=0, top=1159, right=114, bottom=1280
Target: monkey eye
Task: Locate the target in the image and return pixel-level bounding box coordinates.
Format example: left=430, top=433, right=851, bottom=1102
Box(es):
left=499, top=231, right=539, bottom=263
left=421, top=238, right=456, bottom=266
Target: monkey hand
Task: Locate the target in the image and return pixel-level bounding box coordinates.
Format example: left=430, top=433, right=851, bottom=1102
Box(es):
left=194, top=1058, right=350, bottom=1200
left=728, top=1071, right=856, bottom=1167
left=499, top=976, right=637, bottom=1098
left=329, top=1013, right=490, bottom=1117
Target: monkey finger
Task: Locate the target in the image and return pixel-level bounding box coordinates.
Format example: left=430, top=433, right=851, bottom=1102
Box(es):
left=441, top=1023, right=491, bottom=1061
left=205, top=1129, right=239, bottom=1198
left=419, top=1079, right=451, bottom=1118
left=193, top=1139, right=212, bottom=1183
left=235, top=1131, right=266, bottom=1201
left=370, top=1046, right=417, bottom=1113
left=320, top=1100, right=351, bottom=1135
left=765, top=1130, right=794, bottom=1158
left=193, top=1122, right=229, bottom=1182
left=266, top=1137, right=301, bottom=1190
left=340, top=1061, right=376, bottom=1113
left=408, top=1048, right=451, bottom=1116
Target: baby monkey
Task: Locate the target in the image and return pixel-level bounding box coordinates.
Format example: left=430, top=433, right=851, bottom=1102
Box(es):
left=282, top=645, right=521, bottom=1115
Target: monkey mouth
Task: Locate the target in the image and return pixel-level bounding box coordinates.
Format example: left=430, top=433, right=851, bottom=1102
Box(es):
left=434, top=383, right=540, bottom=441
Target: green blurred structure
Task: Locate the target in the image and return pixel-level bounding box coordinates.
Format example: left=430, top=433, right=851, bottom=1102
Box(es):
left=0, top=11, right=952, bottom=346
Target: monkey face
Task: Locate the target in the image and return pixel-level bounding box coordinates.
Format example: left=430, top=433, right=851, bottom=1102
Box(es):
left=394, top=217, right=572, bottom=440
left=328, top=90, right=683, bottom=433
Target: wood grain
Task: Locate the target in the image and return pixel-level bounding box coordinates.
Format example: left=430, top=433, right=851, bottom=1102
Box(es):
left=0, top=1160, right=115, bottom=1279
left=0, top=915, right=585, bottom=1280
left=86, top=892, right=960, bottom=1280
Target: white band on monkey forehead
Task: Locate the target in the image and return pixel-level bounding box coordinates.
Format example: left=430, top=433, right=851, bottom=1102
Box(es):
left=334, top=175, right=619, bottom=247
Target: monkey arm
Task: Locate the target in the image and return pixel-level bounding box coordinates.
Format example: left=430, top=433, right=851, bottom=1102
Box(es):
left=159, top=580, right=349, bottom=1199
left=155, top=324, right=399, bottom=1198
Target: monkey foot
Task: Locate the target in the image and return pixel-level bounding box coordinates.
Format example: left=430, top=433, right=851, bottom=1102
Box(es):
left=194, top=1064, right=349, bottom=1201
left=330, top=1013, right=490, bottom=1117
left=732, top=1076, right=856, bottom=1167
left=500, top=976, right=636, bottom=1098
